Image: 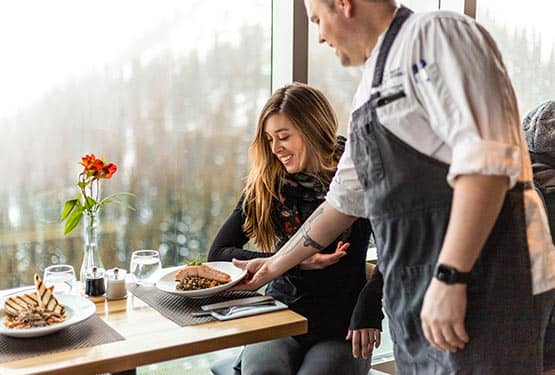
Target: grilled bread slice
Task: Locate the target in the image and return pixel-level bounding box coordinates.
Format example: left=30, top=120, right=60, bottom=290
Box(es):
left=4, top=292, right=39, bottom=316
left=34, top=274, right=65, bottom=316
left=3, top=274, right=66, bottom=318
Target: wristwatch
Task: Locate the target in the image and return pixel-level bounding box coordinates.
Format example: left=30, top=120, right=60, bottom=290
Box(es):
left=434, top=263, right=471, bottom=285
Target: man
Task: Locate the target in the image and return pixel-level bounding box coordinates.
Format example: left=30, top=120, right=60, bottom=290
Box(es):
left=234, top=0, right=555, bottom=373
left=522, top=100, right=555, bottom=371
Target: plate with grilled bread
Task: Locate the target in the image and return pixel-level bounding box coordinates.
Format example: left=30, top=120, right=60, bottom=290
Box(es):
left=156, top=261, right=247, bottom=298
left=0, top=274, right=95, bottom=338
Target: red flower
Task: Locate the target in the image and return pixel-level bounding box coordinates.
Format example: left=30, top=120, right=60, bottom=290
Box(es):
left=102, top=163, right=117, bottom=179
left=79, top=154, right=118, bottom=179
left=80, top=154, right=97, bottom=171
left=62, top=153, right=132, bottom=236
left=92, top=159, right=105, bottom=177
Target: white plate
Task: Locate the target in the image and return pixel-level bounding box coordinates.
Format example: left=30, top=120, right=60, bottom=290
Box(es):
left=0, top=294, right=96, bottom=338
left=156, top=262, right=247, bottom=298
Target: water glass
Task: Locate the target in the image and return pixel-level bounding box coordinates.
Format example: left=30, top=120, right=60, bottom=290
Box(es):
left=130, top=250, right=162, bottom=285
left=43, top=264, right=77, bottom=295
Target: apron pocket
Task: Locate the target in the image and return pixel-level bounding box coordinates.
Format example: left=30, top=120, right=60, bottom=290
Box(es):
left=374, top=89, right=406, bottom=108
left=350, top=108, right=385, bottom=188
left=398, top=263, right=488, bottom=372
left=396, top=264, right=436, bottom=358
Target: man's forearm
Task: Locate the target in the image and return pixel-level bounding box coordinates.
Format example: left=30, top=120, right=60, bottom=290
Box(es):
left=269, top=201, right=358, bottom=274
left=438, top=174, right=509, bottom=271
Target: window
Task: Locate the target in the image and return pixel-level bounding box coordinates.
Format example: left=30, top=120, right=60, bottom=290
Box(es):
left=0, top=1, right=272, bottom=288
left=476, top=0, right=555, bottom=114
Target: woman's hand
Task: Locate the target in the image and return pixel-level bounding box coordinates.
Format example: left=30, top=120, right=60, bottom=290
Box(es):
left=299, top=241, right=349, bottom=270
left=420, top=278, right=469, bottom=352
left=346, top=328, right=381, bottom=359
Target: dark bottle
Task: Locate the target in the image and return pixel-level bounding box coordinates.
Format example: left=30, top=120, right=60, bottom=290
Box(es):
left=85, top=266, right=106, bottom=296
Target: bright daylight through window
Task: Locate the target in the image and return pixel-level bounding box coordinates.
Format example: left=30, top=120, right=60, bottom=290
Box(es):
left=476, top=0, right=555, bottom=113
left=0, top=0, right=271, bottom=289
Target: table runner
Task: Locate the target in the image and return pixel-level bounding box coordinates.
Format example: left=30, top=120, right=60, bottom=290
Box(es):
left=128, top=284, right=260, bottom=326
left=0, top=315, right=124, bottom=364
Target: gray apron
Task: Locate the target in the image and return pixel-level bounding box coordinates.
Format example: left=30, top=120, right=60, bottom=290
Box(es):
left=350, top=6, right=554, bottom=374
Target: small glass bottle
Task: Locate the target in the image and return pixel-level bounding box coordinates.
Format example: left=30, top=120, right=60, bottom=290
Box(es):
left=105, top=268, right=127, bottom=300
left=85, top=266, right=106, bottom=297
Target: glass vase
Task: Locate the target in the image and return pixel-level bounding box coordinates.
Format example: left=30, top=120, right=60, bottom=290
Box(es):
left=80, top=212, right=104, bottom=282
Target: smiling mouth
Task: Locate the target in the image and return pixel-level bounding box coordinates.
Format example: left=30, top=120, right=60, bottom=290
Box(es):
left=280, top=155, right=292, bottom=164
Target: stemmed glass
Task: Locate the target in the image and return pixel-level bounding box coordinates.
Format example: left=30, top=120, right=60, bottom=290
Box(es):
left=43, top=264, right=77, bottom=295
left=130, top=250, right=162, bottom=285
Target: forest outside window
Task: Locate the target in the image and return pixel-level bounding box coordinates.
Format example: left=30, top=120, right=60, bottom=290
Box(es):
left=0, top=1, right=272, bottom=289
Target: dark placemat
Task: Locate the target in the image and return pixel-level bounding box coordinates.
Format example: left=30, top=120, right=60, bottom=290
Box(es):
left=128, top=284, right=260, bottom=326
left=0, top=315, right=124, bottom=364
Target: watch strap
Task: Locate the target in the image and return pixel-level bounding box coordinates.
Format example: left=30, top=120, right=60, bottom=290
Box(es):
left=434, top=263, right=471, bottom=284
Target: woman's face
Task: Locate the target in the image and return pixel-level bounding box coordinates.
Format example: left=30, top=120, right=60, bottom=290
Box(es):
left=264, top=113, right=308, bottom=174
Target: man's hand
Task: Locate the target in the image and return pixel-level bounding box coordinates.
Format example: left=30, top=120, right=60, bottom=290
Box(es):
left=420, top=175, right=507, bottom=352
left=420, top=278, right=469, bottom=352
left=299, top=241, right=350, bottom=270
left=231, top=257, right=274, bottom=291
left=346, top=328, right=381, bottom=359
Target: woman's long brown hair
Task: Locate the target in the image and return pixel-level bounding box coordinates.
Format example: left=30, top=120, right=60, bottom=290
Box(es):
left=242, top=82, right=339, bottom=252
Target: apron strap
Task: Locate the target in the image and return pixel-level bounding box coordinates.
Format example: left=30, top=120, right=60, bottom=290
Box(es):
left=371, top=6, right=413, bottom=91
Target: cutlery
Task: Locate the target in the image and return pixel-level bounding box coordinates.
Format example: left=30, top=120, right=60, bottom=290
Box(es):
left=201, top=295, right=274, bottom=311
left=192, top=300, right=276, bottom=317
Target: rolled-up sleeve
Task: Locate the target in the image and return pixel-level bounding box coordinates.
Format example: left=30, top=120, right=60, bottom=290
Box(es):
left=326, top=137, right=368, bottom=218
left=410, top=14, right=523, bottom=188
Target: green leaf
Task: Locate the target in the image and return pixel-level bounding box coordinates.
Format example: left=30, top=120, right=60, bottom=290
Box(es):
left=85, top=196, right=97, bottom=210
left=77, top=181, right=87, bottom=189
left=112, top=192, right=136, bottom=197
left=98, top=192, right=136, bottom=211
left=61, top=199, right=78, bottom=220
left=187, top=254, right=205, bottom=266
left=64, top=209, right=83, bottom=235
left=108, top=199, right=136, bottom=211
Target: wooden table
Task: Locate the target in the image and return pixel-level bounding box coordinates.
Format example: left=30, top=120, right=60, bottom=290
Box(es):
left=0, top=290, right=307, bottom=375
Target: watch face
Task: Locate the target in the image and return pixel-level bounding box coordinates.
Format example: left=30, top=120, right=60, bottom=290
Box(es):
left=434, top=264, right=470, bottom=284
left=435, top=264, right=456, bottom=284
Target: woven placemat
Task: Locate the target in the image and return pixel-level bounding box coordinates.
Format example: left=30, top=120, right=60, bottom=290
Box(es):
left=128, top=284, right=260, bottom=326
left=0, top=315, right=124, bottom=364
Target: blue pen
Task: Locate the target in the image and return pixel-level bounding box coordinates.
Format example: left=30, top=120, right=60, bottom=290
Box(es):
left=412, top=59, right=430, bottom=82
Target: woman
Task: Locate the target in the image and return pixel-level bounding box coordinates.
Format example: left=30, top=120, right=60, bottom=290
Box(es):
left=208, top=82, right=383, bottom=375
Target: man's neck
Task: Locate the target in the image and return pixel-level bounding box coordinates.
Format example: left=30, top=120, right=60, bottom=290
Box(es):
left=362, top=3, right=398, bottom=60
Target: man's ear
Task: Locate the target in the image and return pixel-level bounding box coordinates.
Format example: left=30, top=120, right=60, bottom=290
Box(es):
left=336, top=0, right=353, bottom=17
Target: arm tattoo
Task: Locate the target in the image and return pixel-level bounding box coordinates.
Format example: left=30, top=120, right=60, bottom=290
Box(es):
left=279, top=206, right=325, bottom=256
left=301, top=227, right=325, bottom=250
